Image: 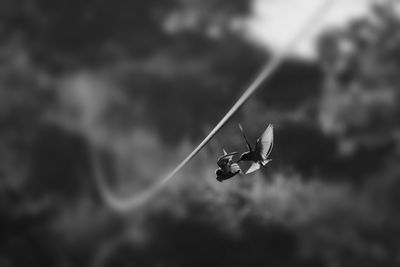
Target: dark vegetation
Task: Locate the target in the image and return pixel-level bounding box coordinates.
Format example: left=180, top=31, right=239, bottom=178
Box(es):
left=1, top=1, right=400, bottom=266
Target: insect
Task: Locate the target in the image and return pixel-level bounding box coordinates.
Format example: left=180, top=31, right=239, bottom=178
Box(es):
left=237, top=123, right=273, bottom=174
left=215, top=149, right=242, bottom=182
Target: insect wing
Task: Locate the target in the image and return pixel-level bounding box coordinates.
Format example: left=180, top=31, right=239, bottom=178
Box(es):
left=238, top=123, right=252, bottom=151
left=245, top=162, right=261, bottom=174
left=256, top=124, right=273, bottom=160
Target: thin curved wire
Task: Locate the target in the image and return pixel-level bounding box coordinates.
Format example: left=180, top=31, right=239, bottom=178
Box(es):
left=92, top=0, right=334, bottom=212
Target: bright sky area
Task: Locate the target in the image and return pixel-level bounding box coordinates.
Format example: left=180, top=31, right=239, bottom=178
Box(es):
left=247, top=0, right=386, bottom=59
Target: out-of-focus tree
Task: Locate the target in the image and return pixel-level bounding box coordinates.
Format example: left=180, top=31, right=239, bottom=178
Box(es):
left=318, top=3, right=400, bottom=154
left=313, top=5, right=400, bottom=264
left=316, top=3, right=400, bottom=183
left=0, top=1, right=268, bottom=266
left=4, top=1, right=400, bottom=267
left=0, top=0, right=262, bottom=200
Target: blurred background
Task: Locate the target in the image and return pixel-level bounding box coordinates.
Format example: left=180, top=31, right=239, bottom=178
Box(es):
left=1, top=0, right=400, bottom=266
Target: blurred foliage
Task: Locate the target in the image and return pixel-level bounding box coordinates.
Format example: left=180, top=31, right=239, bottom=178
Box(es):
left=318, top=3, right=400, bottom=179
left=1, top=1, right=400, bottom=267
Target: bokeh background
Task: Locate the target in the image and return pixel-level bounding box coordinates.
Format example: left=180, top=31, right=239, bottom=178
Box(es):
left=1, top=0, right=400, bottom=266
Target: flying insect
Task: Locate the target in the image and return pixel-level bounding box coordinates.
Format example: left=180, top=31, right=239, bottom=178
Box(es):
left=215, top=149, right=242, bottom=182
left=237, top=123, right=273, bottom=174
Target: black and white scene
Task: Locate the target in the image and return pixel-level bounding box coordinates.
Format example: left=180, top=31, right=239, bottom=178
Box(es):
left=1, top=0, right=400, bottom=266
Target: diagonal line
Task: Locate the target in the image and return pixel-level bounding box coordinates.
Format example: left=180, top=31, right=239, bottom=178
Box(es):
left=92, top=0, right=334, bottom=212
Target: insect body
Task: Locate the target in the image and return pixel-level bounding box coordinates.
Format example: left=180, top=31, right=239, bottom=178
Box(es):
left=215, top=149, right=242, bottom=182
